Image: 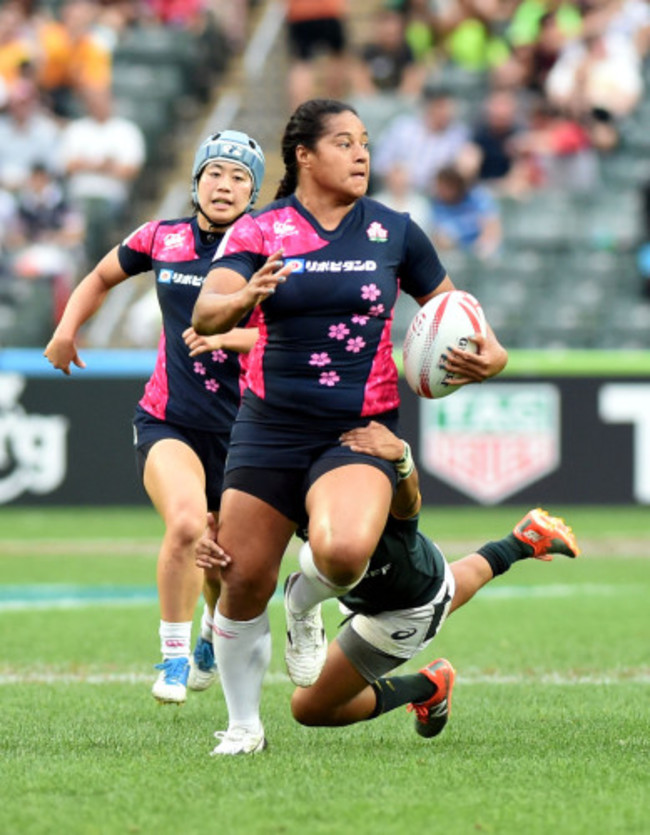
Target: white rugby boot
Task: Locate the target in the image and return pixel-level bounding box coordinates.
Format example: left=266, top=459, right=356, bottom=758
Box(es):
left=210, top=725, right=267, bottom=756
left=283, top=572, right=328, bottom=687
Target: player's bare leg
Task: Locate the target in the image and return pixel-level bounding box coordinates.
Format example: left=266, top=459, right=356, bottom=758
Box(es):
left=188, top=513, right=220, bottom=692
left=450, top=507, right=580, bottom=614
left=210, top=490, right=295, bottom=755
left=284, top=465, right=393, bottom=686
left=144, top=439, right=207, bottom=704
left=291, top=641, right=455, bottom=738
left=291, top=642, right=375, bottom=726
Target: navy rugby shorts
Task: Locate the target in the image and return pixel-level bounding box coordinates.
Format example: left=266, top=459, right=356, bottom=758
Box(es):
left=222, top=392, right=400, bottom=526
left=133, top=405, right=230, bottom=510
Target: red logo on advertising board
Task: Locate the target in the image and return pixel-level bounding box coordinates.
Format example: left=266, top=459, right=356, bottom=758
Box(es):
left=420, top=384, right=560, bottom=504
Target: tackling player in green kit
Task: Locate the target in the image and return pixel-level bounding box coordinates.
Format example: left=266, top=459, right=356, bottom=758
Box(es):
left=197, top=420, right=579, bottom=747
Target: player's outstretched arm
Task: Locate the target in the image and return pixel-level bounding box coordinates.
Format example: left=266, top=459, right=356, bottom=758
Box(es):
left=44, top=247, right=129, bottom=375
left=182, top=326, right=259, bottom=357
left=192, top=249, right=292, bottom=335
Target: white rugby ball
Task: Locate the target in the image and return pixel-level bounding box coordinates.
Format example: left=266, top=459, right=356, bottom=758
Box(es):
left=403, top=290, right=487, bottom=399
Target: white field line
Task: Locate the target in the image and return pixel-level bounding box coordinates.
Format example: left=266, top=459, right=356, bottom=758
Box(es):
left=0, top=669, right=648, bottom=686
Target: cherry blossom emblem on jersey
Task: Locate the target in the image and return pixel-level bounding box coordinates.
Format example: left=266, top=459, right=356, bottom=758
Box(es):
left=366, top=222, right=388, bottom=242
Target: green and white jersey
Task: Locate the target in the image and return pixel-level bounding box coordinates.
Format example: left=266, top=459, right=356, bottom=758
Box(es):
left=340, top=514, right=447, bottom=615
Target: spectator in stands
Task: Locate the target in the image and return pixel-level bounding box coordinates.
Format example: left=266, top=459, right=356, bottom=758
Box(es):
left=372, top=160, right=434, bottom=237
left=389, top=0, right=437, bottom=64
left=545, top=30, right=643, bottom=150
left=397, top=0, right=518, bottom=75
left=58, top=83, right=145, bottom=263
left=504, top=9, right=573, bottom=95
left=507, top=0, right=583, bottom=51
left=91, top=1, right=138, bottom=51
left=350, top=5, right=425, bottom=98
left=211, top=0, right=250, bottom=53
left=510, top=96, right=599, bottom=192
left=12, top=162, right=85, bottom=253
left=581, top=0, right=650, bottom=59
left=430, top=164, right=503, bottom=260
left=0, top=77, right=61, bottom=191
left=461, top=87, right=534, bottom=198
left=428, top=0, right=515, bottom=73
left=285, top=0, right=350, bottom=110
left=1, top=165, right=78, bottom=349
left=372, top=85, right=470, bottom=194
left=138, top=0, right=229, bottom=86
left=36, top=0, right=112, bottom=118
left=0, top=2, right=35, bottom=87
left=144, top=0, right=213, bottom=32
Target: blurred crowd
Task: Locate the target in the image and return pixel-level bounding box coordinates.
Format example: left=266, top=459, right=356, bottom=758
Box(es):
left=285, top=0, right=650, bottom=262
left=2, top=0, right=649, bottom=347
left=0, top=0, right=246, bottom=346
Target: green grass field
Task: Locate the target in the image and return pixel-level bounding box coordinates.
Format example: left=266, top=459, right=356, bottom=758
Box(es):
left=1, top=505, right=648, bottom=835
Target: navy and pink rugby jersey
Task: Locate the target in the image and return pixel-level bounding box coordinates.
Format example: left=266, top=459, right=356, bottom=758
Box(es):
left=119, top=216, right=253, bottom=431
left=213, top=195, right=446, bottom=420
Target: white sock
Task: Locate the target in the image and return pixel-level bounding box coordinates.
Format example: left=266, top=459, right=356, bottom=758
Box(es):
left=288, top=542, right=366, bottom=615
left=159, top=620, right=192, bottom=658
left=212, top=607, right=271, bottom=732
left=200, top=603, right=214, bottom=641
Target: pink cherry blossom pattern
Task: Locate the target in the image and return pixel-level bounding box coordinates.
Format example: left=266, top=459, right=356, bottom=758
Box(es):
left=361, top=283, right=381, bottom=302
left=211, top=349, right=228, bottom=363
left=309, top=352, right=331, bottom=367
left=205, top=379, right=220, bottom=392
left=193, top=362, right=206, bottom=375
left=319, top=370, right=340, bottom=387
left=352, top=314, right=369, bottom=326
left=368, top=304, right=385, bottom=317
left=346, top=336, right=366, bottom=353
left=328, top=323, right=350, bottom=341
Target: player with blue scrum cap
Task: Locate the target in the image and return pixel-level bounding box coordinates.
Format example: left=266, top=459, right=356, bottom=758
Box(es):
left=45, top=129, right=266, bottom=705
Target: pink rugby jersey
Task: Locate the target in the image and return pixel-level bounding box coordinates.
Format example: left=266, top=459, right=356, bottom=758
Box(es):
left=213, top=195, right=446, bottom=420
left=119, top=217, right=254, bottom=431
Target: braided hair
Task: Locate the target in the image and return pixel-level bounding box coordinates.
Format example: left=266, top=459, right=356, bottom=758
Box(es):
left=275, top=99, right=358, bottom=199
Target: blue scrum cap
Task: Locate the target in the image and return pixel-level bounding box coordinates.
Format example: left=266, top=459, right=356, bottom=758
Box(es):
left=191, top=130, right=266, bottom=209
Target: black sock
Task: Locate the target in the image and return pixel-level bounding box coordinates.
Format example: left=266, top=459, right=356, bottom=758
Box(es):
left=369, top=673, right=436, bottom=719
left=477, top=533, right=532, bottom=577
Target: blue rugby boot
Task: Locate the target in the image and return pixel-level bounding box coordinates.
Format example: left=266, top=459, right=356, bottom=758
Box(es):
left=151, top=656, right=189, bottom=704
left=188, top=636, right=217, bottom=692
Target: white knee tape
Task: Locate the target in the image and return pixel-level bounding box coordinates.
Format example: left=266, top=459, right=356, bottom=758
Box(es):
left=298, top=541, right=365, bottom=595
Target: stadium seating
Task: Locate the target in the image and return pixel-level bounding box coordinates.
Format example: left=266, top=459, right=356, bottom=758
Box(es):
left=111, top=22, right=226, bottom=208
left=0, top=10, right=228, bottom=349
